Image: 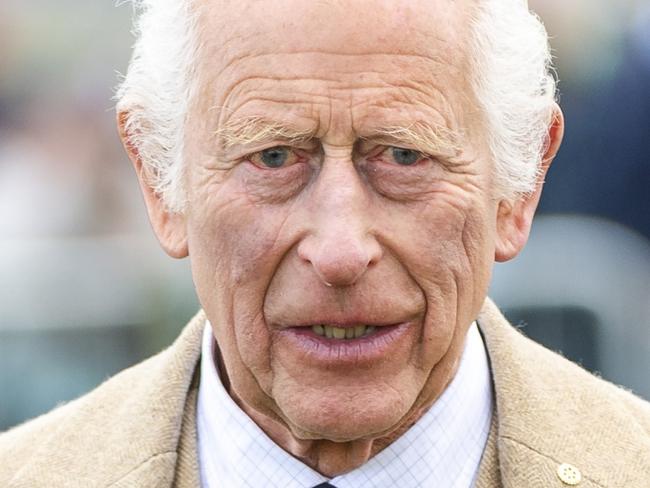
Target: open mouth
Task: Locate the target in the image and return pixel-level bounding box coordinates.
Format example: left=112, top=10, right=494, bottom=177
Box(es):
left=278, top=320, right=412, bottom=364
left=310, top=324, right=377, bottom=340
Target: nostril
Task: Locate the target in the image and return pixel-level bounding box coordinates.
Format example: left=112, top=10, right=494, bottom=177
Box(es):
left=297, top=237, right=315, bottom=266
left=367, top=240, right=383, bottom=267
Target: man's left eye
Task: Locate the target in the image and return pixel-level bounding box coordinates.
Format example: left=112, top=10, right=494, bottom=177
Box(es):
left=250, top=146, right=300, bottom=168
left=388, top=147, right=422, bottom=166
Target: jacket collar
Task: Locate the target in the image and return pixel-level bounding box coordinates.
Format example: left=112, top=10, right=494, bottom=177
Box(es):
left=11, top=300, right=644, bottom=487
left=133, top=301, right=647, bottom=488
left=477, top=299, right=647, bottom=488
left=7, top=311, right=206, bottom=488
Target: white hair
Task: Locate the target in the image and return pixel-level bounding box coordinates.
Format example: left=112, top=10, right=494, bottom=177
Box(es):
left=116, top=0, right=556, bottom=212
left=115, top=0, right=199, bottom=212
left=469, top=0, right=557, bottom=200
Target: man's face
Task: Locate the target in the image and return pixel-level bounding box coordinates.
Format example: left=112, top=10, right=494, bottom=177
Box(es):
left=184, top=0, right=497, bottom=443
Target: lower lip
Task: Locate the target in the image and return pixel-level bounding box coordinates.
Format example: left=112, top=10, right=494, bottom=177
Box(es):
left=275, top=322, right=414, bottom=365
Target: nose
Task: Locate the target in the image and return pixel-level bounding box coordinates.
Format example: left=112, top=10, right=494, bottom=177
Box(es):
left=297, top=157, right=383, bottom=287
left=298, top=234, right=382, bottom=287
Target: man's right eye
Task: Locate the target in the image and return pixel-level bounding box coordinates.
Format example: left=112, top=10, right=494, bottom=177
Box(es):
left=250, top=146, right=300, bottom=168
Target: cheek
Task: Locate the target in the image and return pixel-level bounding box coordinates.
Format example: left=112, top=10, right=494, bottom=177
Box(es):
left=384, top=193, right=494, bottom=347
left=187, top=160, right=311, bottom=298
left=188, top=175, right=290, bottom=287
left=186, top=179, right=297, bottom=386
left=416, top=194, right=492, bottom=280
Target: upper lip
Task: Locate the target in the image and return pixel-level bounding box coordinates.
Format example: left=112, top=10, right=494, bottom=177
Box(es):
left=289, top=321, right=393, bottom=328
left=275, top=315, right=419, bottom=329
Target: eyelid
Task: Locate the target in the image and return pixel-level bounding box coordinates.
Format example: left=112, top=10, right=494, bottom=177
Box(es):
left=388, top=145, right=427, bottom=158
left=359, top=140, right=427, bottom=157
left=247, top=145, right=307, bottom=169
left=225, top=139, right=310, bottom=160
left=365, top=145, right=428, bottom=164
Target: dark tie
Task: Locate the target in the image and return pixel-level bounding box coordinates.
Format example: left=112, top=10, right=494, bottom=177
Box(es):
left=312, top=483, right=337, bottom=488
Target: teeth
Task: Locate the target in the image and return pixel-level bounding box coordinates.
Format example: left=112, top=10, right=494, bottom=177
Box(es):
left=310, top=324, right=377, bottom=340
left=333, top=327, right=346, bottom=339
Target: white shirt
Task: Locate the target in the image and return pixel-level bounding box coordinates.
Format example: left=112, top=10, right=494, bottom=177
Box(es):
left=197, top=323, right=493, bottom=488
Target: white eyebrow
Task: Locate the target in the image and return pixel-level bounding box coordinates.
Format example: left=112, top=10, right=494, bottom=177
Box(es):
left=216, top=116, right=462, bottom=159
left=215, top=116, right=316, bottom=150
left=364, top=121, right=462, bottom=157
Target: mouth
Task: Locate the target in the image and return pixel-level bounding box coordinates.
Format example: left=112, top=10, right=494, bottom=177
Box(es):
left=276, top=319, right=414, bottom=365
left=309, top=323, right=378, bottom=340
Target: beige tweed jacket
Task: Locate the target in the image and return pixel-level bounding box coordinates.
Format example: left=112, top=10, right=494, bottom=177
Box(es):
left=1, top=299, right=649, bottom=487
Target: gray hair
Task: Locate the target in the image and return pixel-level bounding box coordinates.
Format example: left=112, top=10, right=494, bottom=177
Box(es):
left=116, top=0, right=556, bottom=212
left=116, top=0, right=199, bottom=212
left=469, top=0, right=557, bottom=200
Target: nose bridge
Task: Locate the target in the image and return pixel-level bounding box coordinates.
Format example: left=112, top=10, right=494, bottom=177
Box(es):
left=318, top=150, right=365, bottom=215
left=313, top=147, right=370, bottom=236
left=298, top=151, right=382, bottom=287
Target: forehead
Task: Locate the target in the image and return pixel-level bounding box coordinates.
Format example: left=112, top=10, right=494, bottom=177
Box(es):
left=202, top=0, right=472, bottom=55
left=192, top=0, right=478, bottom=138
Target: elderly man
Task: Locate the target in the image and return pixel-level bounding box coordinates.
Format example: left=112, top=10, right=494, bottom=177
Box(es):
left=2, top=0, right=649, bottom=486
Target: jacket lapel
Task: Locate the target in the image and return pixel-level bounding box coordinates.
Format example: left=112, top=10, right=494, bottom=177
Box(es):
left=11, top=300, right=647, bottom=487
left=172, top=372, right=201, bottom=488
left=7, top=311, right=206, bottom=488
left=478, top=299, right=647, bottom=488
left=474, top=414, right=502, bottom=488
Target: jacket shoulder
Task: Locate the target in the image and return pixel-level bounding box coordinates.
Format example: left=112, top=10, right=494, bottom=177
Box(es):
left=0, top=351, right=173, bottom=486
left=479, top=299, right=650, bottom=487
left=0, top=311, right=205, bottom=487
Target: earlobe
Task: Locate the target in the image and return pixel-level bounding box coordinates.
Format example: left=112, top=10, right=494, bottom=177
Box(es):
left=494, top=198, right=531, bottom=262
left=494, top=104, right=565, bottom=263
left=117, top=112, right=189, bottom=259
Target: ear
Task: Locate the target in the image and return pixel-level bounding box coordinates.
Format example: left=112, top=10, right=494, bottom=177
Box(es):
left=117, top=112, right=189, bottom=259
left=495, top=103, right=564, bottom=262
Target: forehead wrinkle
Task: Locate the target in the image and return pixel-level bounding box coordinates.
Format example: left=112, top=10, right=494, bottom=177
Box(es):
left=213, top=51, right=451, bottom=87
left=199, top=43, right=467, bottom=134
left=221, top=76, right=403, bottom=110
left=212, top=75, right=333, bottom=130
left=218, top=93, right=309, bottom=118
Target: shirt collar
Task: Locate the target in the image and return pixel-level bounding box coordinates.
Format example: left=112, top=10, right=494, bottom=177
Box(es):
left=197, top=322, right=493, bottom=488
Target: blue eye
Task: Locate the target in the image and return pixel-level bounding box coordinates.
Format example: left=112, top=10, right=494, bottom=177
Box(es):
left=260, top=147, right=289, bottom=168
left=250, top=146, right=301, bottom=169
left=391, top=147, right=420, bottom=166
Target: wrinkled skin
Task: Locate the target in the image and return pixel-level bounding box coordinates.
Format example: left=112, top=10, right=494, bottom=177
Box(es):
left=120, top=0, right=563, bottom=477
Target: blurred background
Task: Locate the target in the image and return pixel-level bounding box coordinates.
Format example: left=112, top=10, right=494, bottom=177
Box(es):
left=1, top=0, right=649, bottom=430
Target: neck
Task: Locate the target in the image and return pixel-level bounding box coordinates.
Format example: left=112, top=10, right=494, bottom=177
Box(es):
left=212, top=333, right=462, bottom=477
left=237, top=399, right=432, bottom=477
left=225, top=380, right=445, bottom=477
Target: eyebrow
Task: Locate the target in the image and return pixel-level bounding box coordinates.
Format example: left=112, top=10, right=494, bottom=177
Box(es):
left=216, top=116, right=461, bottom=157
left=363, top=121, right=461, bottom=157
left=215, top=116, right=316, bottom=151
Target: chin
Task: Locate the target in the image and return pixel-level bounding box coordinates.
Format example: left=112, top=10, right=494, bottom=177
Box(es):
left=276, top=386, right=414, bottom=442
